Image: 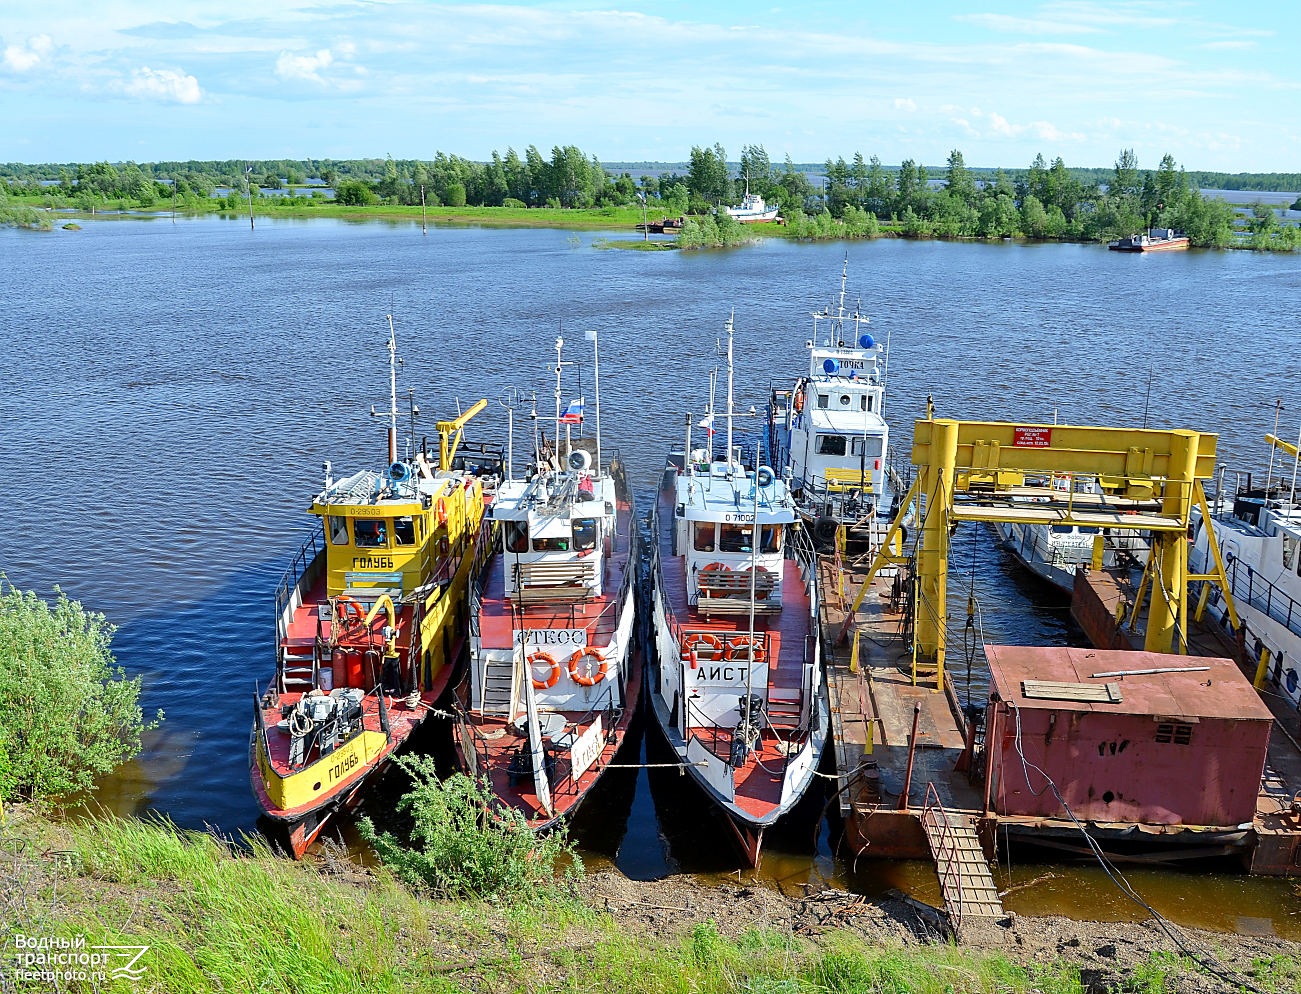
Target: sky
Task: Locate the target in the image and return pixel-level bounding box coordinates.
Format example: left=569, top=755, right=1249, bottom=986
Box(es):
left=1, top=0, right=1295, bottom=172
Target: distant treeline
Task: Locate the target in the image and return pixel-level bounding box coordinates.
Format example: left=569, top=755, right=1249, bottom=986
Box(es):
left=2, top=146, right=1297, bottom=249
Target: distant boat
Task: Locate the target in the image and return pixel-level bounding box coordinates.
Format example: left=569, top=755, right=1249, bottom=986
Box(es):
left=723, top=177, right=781, bottom=224
left=1108, top=228, right=1190, bottom=252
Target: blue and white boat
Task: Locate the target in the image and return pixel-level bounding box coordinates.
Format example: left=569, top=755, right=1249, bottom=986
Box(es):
left=768, top=260, right=898, bottom=550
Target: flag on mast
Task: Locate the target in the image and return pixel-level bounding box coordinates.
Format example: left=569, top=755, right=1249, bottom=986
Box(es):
left=560, top=397, right=584, bottom=424
left=697, top=414, right=715, bottom=436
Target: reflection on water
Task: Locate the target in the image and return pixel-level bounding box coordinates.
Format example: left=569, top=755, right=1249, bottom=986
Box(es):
left=3, top=217, right=1300, bottom=938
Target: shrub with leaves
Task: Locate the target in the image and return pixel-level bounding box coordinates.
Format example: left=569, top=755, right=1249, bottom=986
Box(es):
left=0, top=578, right=159, bottom=800
left=358, top=754, right=581, bottom=902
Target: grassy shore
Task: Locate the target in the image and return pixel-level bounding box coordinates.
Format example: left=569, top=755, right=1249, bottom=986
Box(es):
left=3, top=807, right=1297, bottom=993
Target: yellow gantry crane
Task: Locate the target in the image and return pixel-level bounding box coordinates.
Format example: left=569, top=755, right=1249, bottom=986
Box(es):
left=842, top=418, right=1242, bottom=689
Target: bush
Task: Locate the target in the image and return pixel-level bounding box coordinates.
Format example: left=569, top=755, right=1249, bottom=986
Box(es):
left=502, top=197, right=527, bottom=208
left=0, top=579, right=159, bottom=800
left=358, top=755, right=580, bottom=902
left=333, top=179, right=376, bottom=206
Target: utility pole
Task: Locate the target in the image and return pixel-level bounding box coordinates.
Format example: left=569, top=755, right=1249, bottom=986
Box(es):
left=245, top=164, right=255, bottom=231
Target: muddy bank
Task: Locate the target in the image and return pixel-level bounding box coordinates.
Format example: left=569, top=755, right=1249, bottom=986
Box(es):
left=581, top=870, right=1299, bottom=993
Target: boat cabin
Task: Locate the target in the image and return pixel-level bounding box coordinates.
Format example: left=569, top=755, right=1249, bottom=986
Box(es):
left=491, top=467, right=616, bottom=603
left=310, top=463, right=481, bottom=600
left=785, top=342, right=889, bottom=509
left=672, top=458, right=793, bottom=611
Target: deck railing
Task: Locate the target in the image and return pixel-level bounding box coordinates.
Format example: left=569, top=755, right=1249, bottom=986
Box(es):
left=1191, top=546, right=1301, bottom=642
left=921, top=782, right=967, bottom=935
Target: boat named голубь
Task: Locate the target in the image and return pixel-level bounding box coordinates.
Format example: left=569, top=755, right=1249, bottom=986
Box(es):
left=250, top=315, right=500, bottom=857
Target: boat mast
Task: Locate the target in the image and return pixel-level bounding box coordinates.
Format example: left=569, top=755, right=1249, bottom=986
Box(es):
left=386, top=314, right=399, bottom=464
left=589, top=328, right=602, bottom=475
left=725, top=312, right=735, bottom=469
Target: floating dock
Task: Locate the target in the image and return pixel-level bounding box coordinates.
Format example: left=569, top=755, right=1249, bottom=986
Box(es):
left=819, top=417, right=1301, bottom=937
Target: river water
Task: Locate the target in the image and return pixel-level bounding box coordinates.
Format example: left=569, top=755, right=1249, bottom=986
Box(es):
left=1, top=216, right=1298, bottom=936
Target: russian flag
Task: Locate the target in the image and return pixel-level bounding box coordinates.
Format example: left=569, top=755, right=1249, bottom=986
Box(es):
left=697, top=414, right=715, bottom=436
left=560, top=397, right=584, bottom=424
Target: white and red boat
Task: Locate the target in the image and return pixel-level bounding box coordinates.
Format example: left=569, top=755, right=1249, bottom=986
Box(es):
left=647, top=315, right=828, bottom=866
left=1108, top=227, right=1190, bottom=251
left=252, top=317, right=496, bottom=857
left=454, top=333, right=639, bottom=830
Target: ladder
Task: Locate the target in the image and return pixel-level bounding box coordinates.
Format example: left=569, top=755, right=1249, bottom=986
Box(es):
left=279, top=639, right=316, bottom=692
left=479, top=651, right=518, bottom=716
left=920, top=784, right=1004, bottom=935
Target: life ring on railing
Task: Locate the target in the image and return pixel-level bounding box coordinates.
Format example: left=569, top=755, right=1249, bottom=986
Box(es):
left=682, top=632, right=723, bottom=667
left=756, top=465, right=776, bottom=487
left=529, top=651, right=562, bottom=690
left=334, top=595, right=367, bottom=627
left=742, top=565, right=774, bottom=600
left=699, top=561, right=730, bottom=597
left=793, top=392, right=805, bottom=413
left=724, top=635, right=766, bottom=663
left=436, top=498, right=449, bottom=527
left=568, top=647, right=609, bottom=686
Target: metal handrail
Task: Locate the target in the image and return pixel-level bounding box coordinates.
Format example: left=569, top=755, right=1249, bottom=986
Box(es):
left=1191, top=547, right=1301, bottom=642
left=921, top=782, right=966, bottom=935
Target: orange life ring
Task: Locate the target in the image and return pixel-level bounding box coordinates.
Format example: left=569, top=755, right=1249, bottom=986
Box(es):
left=794, top=392, right=805, bottom=413
left=742, top=565, right=774, bottom=600
left=334, top=595, right=367, bottom=626
left=529, top=651, right=561, bottom=690
left=699, top=561, right=730, bottom=598
left=724, top=635, right=766, bottom=663
left=568, top=647, right=609, bottom=686
left=682, top=632, right=723, bottom=658
left=436, top=498, right=449, bottom=527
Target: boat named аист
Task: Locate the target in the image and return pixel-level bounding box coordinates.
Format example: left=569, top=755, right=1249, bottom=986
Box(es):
left=251, top=317, right=497, bottom=857
left=648, top=314, right=828, bottom=867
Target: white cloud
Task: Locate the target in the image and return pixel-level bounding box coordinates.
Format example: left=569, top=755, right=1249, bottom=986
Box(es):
left=3, top=33, right=52, bottom=72
left=276, top=48, right=335, bottom=84
left=957, top=13, right=1099, bottom=35
left=894, top=98, right=917, bottom=112
left=122, top=66, right=202, bottom=103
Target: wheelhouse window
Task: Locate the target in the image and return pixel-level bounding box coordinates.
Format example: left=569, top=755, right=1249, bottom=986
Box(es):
left=393, top=516, right=416, bottom=546
left=816, top=393, right=830, bottom=409
left=533, top=536, right=570, bottom=552
left=505, top=521, right=529, bottom=553
left=816, top=435, right=847, bottom=456
left=838, top=393, right=851, bottom=407
left=720, top=524, right=754, bottom=553
left=693, top=522, right=716, bottom=551
left=329, top=516, right=349, bottom=545
left=354, top=519, right=387, bottom=547
left=760, top=525, right=782, bottom=552
left=573, top=518, right=598, bottom=551
left=851, top=437, right=883, bottom=458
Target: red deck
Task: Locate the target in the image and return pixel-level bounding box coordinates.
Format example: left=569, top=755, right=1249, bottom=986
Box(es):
left=457, top=646, right=643, bottom=827
left=255, top=570, right=459, bottom=836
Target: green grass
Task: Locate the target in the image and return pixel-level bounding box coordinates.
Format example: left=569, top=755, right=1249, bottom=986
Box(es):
left=1, top=809, right=1286, bottom=994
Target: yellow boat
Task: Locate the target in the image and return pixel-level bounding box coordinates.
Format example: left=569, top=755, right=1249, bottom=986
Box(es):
left=250, top=317, right=498, bottom=856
